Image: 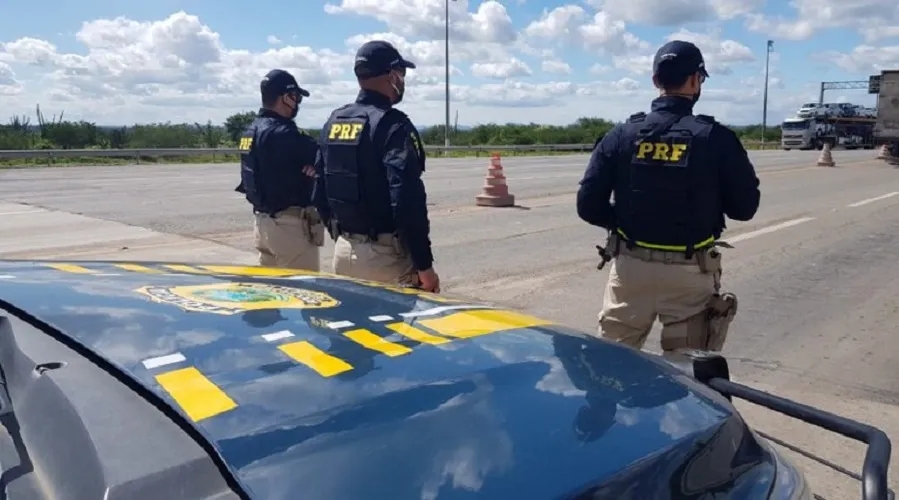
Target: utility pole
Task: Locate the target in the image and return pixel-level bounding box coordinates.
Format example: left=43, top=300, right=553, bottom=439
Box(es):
left=444, top=0, right=456, bottom=156
left=762, top=39, right=773, bottom=144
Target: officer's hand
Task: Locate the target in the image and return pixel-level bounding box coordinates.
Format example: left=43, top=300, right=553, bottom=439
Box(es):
left=302, top=165, right=317, bottom=177
left=418, top=268, right=440, bottom=293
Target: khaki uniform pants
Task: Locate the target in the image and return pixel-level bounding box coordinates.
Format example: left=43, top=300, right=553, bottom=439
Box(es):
left=253, top=206, right=324, bottom=271
left=332, top=233, right=420, bottom=286
left=598, top=247, right=718, bottom=351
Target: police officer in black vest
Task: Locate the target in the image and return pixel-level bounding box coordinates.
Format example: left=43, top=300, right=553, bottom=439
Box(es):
left=237, top=69, right=324, bottom=271
left=313, top=40, right=440, bottom=292
left=576, top=40, right=760, bottom=354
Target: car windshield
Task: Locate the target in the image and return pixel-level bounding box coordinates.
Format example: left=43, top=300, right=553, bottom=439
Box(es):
left=782, top=120, right=810, bottom=130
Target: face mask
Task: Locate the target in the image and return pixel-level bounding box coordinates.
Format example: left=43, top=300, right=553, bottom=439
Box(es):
left=390, top=71, right=406, bottom=104
left=284, top=94, right=300, bottom=119
left=693, top=74, right=705, bottom=104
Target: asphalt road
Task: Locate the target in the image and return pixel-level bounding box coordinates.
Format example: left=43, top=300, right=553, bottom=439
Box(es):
left=1, top=148, right=898, bottom=497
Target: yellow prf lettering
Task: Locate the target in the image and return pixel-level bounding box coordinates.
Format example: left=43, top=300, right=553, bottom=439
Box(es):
left=238, top=137, right=253, bottom=151
left=669, top=143, right=687, bottom=162
left=652, top=143, right=670, bottom=160
left=635, top=142, right=688, bottom=162
left=636, top=142, right=654, bottom=158
left=328, top=122, right=364, bottom=141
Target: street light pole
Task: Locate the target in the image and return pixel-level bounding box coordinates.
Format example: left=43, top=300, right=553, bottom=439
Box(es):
left=762, top=39, right=773, bottom=144
left=444, top=0, right=454, bottom=156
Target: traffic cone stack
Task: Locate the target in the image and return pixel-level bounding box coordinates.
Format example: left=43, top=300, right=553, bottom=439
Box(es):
left=475, top=153, right=515, bottom=207
left=816, top=142, right=835, bottom=167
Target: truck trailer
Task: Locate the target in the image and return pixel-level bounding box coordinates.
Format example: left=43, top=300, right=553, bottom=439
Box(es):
left=781, top=115, right=876, bottom=150
left=873, top=69, right=899, bottom=163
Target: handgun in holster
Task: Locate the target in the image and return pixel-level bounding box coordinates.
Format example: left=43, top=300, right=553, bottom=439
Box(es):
left=324, top=218, right=339, bottom=241
left=595, top=231, right=620, bottom=270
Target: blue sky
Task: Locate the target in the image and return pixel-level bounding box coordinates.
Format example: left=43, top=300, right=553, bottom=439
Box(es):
left=0, top=0, right=894, bottom=127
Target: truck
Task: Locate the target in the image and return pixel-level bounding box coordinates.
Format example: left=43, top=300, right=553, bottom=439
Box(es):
left=873, top=69, right=899, bottom=163
left=781, top=115, right=876, bottom=150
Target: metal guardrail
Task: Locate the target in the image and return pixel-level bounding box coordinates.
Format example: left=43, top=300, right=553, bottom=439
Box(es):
left=0, top=141, right=776, bottom=162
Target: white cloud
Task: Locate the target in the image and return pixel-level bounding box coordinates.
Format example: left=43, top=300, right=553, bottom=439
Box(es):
left=594, top=0, right=765, bottom=25
left=523, top=6, right=649, bottom=56
left=825, top=45, right=899, bottom=74
left=542, top=59, right=572, bottom=75
left=745, top=0, right=899, bottom=41
left=324, top=0, right=517, bottom=44
left=266, top=35, right=282, bottom=46
left=664, top=29, right=755, bottom=75
left=471, top=58, right=532, bottom=79
left=0, top=62, right=22, bottom=96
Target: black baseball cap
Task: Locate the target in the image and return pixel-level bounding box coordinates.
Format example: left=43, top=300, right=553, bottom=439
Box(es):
left=354, top=40, right=416, bottom=78
left=260, top=69, right=310, bottom=99
left=652, top=40, right=709, bottom=79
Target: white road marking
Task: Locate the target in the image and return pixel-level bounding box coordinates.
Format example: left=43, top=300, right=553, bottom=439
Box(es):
left=327, top=320, right=355, bottom=329
left=261, top=330, right=294, bottom=342
left=369, top=315, right=393, bottom=322
left=847, top=191, right=899, bottom=208
left=142, top=352, right=186, bottom=369
left=0, top=210, right=42, bottom=216
left=726, top=217, right=816, bottom=244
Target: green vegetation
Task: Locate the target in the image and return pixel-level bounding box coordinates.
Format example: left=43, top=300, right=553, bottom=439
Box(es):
left=0, top=105, right=782, bottom=167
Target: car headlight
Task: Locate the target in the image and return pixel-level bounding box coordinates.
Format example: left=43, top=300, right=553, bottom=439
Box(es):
left=754, top=430, right=814, bottom=500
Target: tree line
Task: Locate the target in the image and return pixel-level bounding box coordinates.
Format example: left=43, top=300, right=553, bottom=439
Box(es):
left=0, top=106, right=782, bottom=151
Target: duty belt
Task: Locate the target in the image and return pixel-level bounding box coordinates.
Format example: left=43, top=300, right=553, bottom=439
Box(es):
left=254, top=206, right=306, bottom=218
left=618, top=245, right=701, bottom=264
left=615, top=228, right=715, bottom=253
left=595, top=230, right=720, bottom=270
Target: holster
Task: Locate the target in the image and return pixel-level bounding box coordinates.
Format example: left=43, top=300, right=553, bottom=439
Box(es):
left=705, top=292, right=738, bottom=351
left=595, top=231, right=621, bottom=270
left=697, top=242, right=737, bottom=352
left=301, top=208, right=326, bottom=247
left=325, top=219, right=339, bottom=242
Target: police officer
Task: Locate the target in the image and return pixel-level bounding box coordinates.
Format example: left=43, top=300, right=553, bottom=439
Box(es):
left=576, top=40, right=760, bottom=354
left=313, top=41, right=440, bottom=292
left=236, top=69, right=325, bottom=271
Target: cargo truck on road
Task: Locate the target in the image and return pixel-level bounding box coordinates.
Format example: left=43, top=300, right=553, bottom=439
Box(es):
left=873, top=69, right=899, bottom=163
left=781, top=115, right=876, bottom=151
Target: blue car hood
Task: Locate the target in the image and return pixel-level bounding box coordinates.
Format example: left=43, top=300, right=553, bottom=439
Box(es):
left=0, top=261, right=776, bottom=499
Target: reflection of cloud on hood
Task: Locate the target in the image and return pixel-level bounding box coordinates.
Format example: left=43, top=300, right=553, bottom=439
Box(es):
left=212, top=368, right=426, bottom=439
left=658, top=395, right=726, bottom=440
left=56, top=305, right=222, bottom=365
left=614, top=393, right=728, bottom=440
left=98, top=326, right=223, bottom=366
left=479, top=340, right=583, bottom=397
left=418, top=380, right=514, bottom=500
left=535, top=357, right=586, bottom=397
left=614, top=406, right=640, bottom=427
left=59, top=305, right=170, bottom=320
left=235, top=375, right=514, bottom=500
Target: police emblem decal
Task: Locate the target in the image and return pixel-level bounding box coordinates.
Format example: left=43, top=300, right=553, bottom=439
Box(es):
left=135, top=282, right=340, bottom=315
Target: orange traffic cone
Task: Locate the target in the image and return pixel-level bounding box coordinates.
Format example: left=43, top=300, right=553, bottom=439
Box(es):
left=817, top=142, right=835, bottom=167
left=475, top=153, right=515, bottom=207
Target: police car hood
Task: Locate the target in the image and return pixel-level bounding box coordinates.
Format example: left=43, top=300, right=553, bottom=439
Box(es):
left=0, top=261, right=778, bottom=499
